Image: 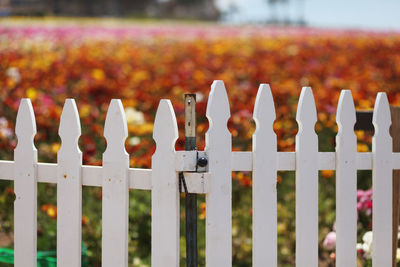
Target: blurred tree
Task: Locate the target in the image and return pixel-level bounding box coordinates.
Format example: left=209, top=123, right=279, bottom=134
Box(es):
left=3, top=0, right=219, bottom=19
left=267, top=0, right=306, bottom=25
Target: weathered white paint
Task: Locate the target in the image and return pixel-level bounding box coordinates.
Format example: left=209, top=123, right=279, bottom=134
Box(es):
left=151, top=100, right=180, bottom=267
left=205, top=80, right=232, bottom=267
left=295, top=87, right=318, bottom=267
left=335, top=90, right=357, bottom=267
left=4, top=151, right=400, bottom=182
left=175, top=150, right=207, bottom=172
left=252, top=84, right=277, bottom=267
left=14, top=99, right=38, bottom=267
left=1, top=86, right=399, bottom=267
left=0, top=161, right=210, bottom=193
left=57, top=99, right=82, bottom=267
left=102, top=100, right=130, bottom=267
left=372, top=93, right=392, bottom=267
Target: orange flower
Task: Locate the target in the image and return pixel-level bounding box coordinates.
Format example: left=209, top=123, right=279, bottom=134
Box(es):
left=199, top=202, right=206, bottom=220
left=82, top=215, right=89, bottom=225
left=321, top=170, right=334, bottom=179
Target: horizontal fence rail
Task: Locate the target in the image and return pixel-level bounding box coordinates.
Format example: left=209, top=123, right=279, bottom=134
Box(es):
left=0, top=80, right=398, bottom=266
left=2, top=152, right=400, bottom=181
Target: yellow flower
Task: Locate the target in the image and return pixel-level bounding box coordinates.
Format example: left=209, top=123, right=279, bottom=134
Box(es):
left=26, top=87, right=37, bottom=100
left=131, top=70, right=149, bottom=84
left=47, top=206, right=56, bottom=219
left=130, top=123, right=153, bottom=135
left=80, top=104, right=91, bottom=118
left=51, top=143, right=61, bottom=154
left=357, top=143, right=370, bottom=152
left=91, top=68, right=105, bottom=81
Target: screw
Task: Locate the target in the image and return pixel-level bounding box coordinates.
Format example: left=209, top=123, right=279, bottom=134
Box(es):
left=197, top=157, right=208, bottom=167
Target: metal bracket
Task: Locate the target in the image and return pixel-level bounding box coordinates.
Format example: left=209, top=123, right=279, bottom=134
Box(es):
left=175, top=150, right=208, bottom=173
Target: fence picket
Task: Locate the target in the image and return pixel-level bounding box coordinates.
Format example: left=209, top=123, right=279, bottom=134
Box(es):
left=102, top=99, right=130, bottom=267
left=0, top=85, right=397, bottom=267
left=252, top=84, right=277, bottom=267
left=372, top=93, right=392, bottom=267
left=57, top=99, right=82, bottom=267
left=205, top=80, right=232, bottom=267
left=335, top=90, right=357, bottom=267
left=295, top=87, right=318, bottom=267
left=151, top=100, right=180, bottom=267
left=14, top=99, right=38, bottom=267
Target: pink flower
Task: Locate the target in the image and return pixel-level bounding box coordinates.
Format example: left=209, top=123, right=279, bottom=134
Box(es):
left=357, top=188, right=373, bottom=216
left=323, top=231, right=336, bottom=250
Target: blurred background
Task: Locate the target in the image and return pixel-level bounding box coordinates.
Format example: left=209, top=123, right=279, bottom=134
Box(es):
left=0, top=0, right=399, bottom=28
left=0, top=0, right=399, bottom=266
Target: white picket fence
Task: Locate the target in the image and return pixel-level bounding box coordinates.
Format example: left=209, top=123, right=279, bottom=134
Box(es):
left=0, top=80, right=398, bottom=267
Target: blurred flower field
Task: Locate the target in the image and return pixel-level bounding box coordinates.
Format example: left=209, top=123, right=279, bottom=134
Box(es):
left=1, top=19, right=400, bottom=266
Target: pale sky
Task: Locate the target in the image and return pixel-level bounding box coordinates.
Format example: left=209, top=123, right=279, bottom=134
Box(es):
left=216, top=0, right=400, bottom=30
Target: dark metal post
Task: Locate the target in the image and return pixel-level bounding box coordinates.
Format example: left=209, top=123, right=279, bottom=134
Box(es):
left=184, top=94, right=198, bottom=267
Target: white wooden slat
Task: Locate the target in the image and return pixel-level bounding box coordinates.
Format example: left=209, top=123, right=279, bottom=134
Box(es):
left=151, top=100, right=180, bottom=267
left=0, top=160, right=14, bottom=180
left=57, top=99, right=82, bottom=267
left=295, top=87, right=318, bottom=267
left=37, top=163, right=58, bottom=183
left=181, top=172, right=209, bottom=194
left=335, top=90, right=357, bottom=267
left=102, top=99, right=130, bottom=267
left=129, top=168, right=151, bottom=190
left=82, top=165, right=102, bottom=186
left=0, top=161, right=210, bottom=193
left=205, top=80, right=232, bottom=267
left=232, top=151, right=252, bottom=171
left=229, top=151, right=374, bottom=171
left=357, top=152, right=372, bottom=170
left=277, top=152, right=295, bottom=171
left=372, top=93, right=392, bottom=267
left=14, top=99, right=38, bottom=267
left=318, top=152, right=335, bottom=170
left=393, top=153, right=400, bottom=169
left=175, top=150, right=198, bottom=171
left=252, top=84, right=277, bottom=266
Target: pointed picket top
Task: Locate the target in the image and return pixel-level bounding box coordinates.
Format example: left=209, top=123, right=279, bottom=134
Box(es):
left=14, top=98, right=38, bottom=266
left=253, top=84, right=276, bottom=131
left=335, top=89, right=357, bottom=267
left=206, top=80, right=230, bottom=126
left=373, top=92, right=391, bottom=135
left=252, top=83, right=278, bottom=267
left=372, top=91, right=392, bottom=266
left=153, top=99, right=178, bottom=151
left=59, top=99, right=81, bottom=153
left=296, top=87, right=317, bottom=133
left=336, top=90, right=356, bottom=133
left=16, top=98, right=36, bottom=137
left=15, top=98, right=37, bottom=148
left=151, top=99, right=179, bottom=267
left=104, top=99, right=128, bottom=158
left=295, top=86, right=318, bottom=267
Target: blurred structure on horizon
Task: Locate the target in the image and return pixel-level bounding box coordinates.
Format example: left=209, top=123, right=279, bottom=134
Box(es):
left=0, top=0, right=220, bottom=20
left=218, top=0, right=306, bottom=26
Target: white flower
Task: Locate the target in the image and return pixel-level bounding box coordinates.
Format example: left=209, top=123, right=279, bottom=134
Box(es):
left=397, top=248, right=400, bottom=262
left=362, top=231, right=373, bottom=245
left=358, top=231, right=373, bottom=259
left=196, top=92, right=204, bottom=102
left=0, top=117, right=13, bottom=138
left=6, top=67, right=21, bottom=83
left=128, top=137, right=141, bottom=146
left=125, top=107, right=145, bottom=125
